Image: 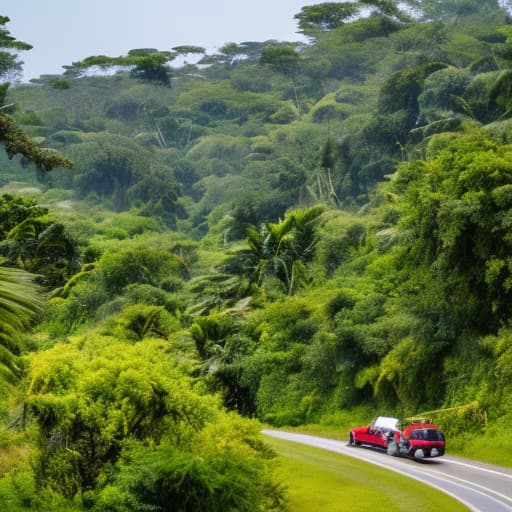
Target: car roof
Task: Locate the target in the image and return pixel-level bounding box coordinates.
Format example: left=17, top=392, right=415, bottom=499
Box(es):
left=404, top=422, right=441, bottom=430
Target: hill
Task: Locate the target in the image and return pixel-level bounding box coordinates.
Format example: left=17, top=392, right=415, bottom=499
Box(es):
left=2, top=1, right=512, bottom=507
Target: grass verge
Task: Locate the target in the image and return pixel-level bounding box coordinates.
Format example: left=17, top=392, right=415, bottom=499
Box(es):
left=265, top=436, right=470, bottom=512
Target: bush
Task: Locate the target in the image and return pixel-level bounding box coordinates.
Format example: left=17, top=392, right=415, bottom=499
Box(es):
left=99, top=247, right=188, bottom=294
left=109, top=304, right=181, bottom=340
left=23, top=335, right=284, bottom=509
left=93, top=442, right=282, bottom=512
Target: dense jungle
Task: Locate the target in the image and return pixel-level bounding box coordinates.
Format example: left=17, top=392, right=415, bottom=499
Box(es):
left=2, top=1, right=512, bottom=509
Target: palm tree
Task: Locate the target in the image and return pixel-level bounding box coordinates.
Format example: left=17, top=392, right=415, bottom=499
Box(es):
left=245, top=205, right=325, bottom=294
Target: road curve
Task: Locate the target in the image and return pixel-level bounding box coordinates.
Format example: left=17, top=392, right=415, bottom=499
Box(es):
left=263, top=430, right=512, bottom=512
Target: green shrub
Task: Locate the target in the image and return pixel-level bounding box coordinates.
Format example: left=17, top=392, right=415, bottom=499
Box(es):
left=110, top=304, right=181, bottom=340
left=23, top=336, right=284, bottom=508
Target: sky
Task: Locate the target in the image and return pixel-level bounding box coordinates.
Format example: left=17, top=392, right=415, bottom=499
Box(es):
left=2, top=0, right=324, bottom=82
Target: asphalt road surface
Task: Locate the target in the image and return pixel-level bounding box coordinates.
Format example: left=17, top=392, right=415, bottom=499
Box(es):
left=263, top=430, right=512, bottom=512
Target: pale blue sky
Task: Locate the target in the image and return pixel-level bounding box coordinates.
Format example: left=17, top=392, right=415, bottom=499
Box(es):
left=2, top=0, right=324, bottom=81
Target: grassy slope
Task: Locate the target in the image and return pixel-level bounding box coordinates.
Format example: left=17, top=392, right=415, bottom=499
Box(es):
left=265, top=436, right=469, bottom=512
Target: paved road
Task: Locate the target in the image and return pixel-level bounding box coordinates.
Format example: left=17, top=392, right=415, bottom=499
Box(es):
left=263, top=430, right=512, bottom=512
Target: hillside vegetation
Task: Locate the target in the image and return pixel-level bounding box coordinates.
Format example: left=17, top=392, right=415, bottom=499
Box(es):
left=2, top=0, right=512, bottom=508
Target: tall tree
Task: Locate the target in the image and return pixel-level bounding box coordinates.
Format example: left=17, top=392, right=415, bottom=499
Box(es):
left=398, top=133, right=512, bottom=333
left=65, top=48, right=176, bottom=86
left=294, top=2, right=360, bottom=34
left=294, top=1, right=409, bottom=35
left=260, top=42, right=302, bottom=112
left=0, top=16, right=72, bottom=170
left=245, top=206, right=324, bottom=294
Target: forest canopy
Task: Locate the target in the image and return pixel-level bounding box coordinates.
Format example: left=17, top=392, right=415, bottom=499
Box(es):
left=2, top=1, right=512, bottom=508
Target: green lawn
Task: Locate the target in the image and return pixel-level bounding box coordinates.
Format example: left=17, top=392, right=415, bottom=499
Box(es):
left=265, top=436, right=470, bottom=512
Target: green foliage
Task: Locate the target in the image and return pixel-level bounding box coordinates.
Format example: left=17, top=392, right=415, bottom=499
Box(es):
left=190, top=311, right=237, bottom=358
left=44, top=242, right=188, bottom=335
left=98, top=246, right=188, bottom=294
left=0, top=465, right=83, bottom=512
left=67, top=49, right=176, bottom=86
left=416, top=0, right=509, bottom=26
left=294, top=3, right=360, bottom=34
left=22, top=334, right=283, bottom=509
left=0, top=194, right=47, bottom=236
left=97, top=212, right=163, bottom=237
left=4, top=3, right=512, bottom=493
left=1, top=19, right=71, bottom=170
left=378, top=61, right=448, bottom=129
left=124, top=283, right=181, bottom=311
left=314, top=212, right=368, bottom=277
left=398, top=133, right=512, bottom=331
left=0, top=16, right=32, bottom=80
left=463, top=70, right=512, bottom=122
left=67, top=133, right=148, bottom=209
left=174, top=81, right=285, bottom=125
left=108, top=304, right=181, bottom=340
left=49, top=79, right=70, bottom=90
left=94, top=431, right=283, bottom=512
left=229, top=63, right=274, bottom=93
left=25, top=336, right=212, bottom=496
left=0, top=266, right=42, bottom=388
left=244, top=206, right=325, bottom=294
left=260, top=42, right=300, bottom=80
left=0, top=194, right=80, bottom=288
left=418, top=67, right=471, bottom=122
left=0, top=114, right=73, bottom=171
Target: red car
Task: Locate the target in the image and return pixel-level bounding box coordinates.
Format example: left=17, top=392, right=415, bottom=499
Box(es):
left=349, top=416, right=445, bottom=459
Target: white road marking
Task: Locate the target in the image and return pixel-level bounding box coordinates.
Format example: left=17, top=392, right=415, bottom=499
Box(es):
left=427, top=469, right=512, bottom=505
left=443, top=458, right=512, bottom=479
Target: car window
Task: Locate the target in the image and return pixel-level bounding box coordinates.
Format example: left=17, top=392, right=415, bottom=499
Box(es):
left=410, top=429, right=444, bottom=441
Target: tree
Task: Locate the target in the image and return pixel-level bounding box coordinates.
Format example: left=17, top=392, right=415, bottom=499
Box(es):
left=65, top=48, right=176, bottom=86
left=25, top=334, right=284, bottom=509
left=244, top=206, right=325, bottom=294
left=378, top=61, right=447, bottom=120
left=294, top=1, right=409, bottom=35
left=0, top=16, right=71, bottom=170
left=260, top=42, right=302, bottom=112
left=417, top=66, right=471, bottom=122
left=0, top=195, right=79, bottom=288
left=398, top=133, right=512, bottom=333
left=260, top=42, right=300, bottom=77
left=0, top=15, right=31, bottom=81
left=414, top=0, right=508, bottom=25
left=294, top=3, right=360, bottom=34
left=68, top=133, right=149, bottom=210
left=216, top=42, right=248, bottom=66
left=128, top=164, right=185, bottom=228
left=172, top=45, right=206, bottom=55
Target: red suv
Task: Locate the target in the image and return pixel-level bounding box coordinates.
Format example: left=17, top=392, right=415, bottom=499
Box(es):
left=349, top=416, right=445, bottom=459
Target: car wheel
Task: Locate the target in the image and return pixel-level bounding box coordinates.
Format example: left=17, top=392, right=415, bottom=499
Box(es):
left=349, top=432, right=359, bottom=446
left=387, top=438, right=399, bottom=456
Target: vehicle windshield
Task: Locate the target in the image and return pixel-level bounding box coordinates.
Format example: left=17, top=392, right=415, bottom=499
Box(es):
left=409, top=429, right=445, bottom=441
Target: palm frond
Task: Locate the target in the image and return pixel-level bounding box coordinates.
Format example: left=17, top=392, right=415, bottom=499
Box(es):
left=0, top=266, right=43, bottom=376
